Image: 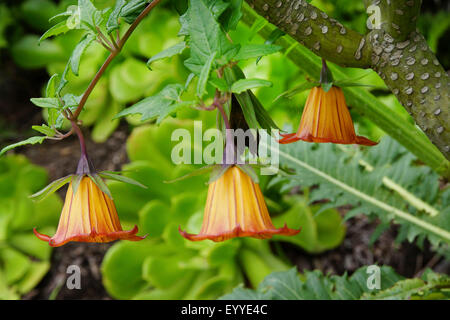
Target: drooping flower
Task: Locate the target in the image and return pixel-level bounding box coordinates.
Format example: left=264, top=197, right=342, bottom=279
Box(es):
left=279, top=86, right=377, bottom=146
left=33, top=124, right=145, bottom=247
left=34, top=175, right=145, bottom=247
left=179, top=165, right=300, bottom=242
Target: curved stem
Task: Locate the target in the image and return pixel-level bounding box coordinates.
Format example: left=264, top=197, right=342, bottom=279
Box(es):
left=71, top=120, right=87, bottom=157
left=71, top=0, right=162, bottom=120
left=246, top=0, right=372, bottom=68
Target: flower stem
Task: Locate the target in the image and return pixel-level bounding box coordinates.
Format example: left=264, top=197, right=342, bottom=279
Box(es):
left=71, top=121, right=87, bottom=157
left=71, top=0, right=162, bottom=120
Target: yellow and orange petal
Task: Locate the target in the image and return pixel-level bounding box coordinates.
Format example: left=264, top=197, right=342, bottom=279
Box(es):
left=279, top=86, right=377, bottom=146
left=34, top=176, right=145, bottom=247
left=179, top=166, right=300, bottom=242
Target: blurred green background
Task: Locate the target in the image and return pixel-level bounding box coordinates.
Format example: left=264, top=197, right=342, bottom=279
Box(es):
left=0, top=0, right=448, bottom=300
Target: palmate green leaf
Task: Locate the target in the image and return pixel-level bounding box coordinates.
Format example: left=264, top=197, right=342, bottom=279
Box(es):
left=230, top=78, right=272, bottom=93
left=147, top=41, right=187, bottom=69
left=29, top=175, right=73, bottom=202
left=0, top=137, right=46, bottom=156
left=271, top=138, right=450, bottom=246
left=184, top=0, right=239, bottom=75
left=115, top=84, right=192, bottom=124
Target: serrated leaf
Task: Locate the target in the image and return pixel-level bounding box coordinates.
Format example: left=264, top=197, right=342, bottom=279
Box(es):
left=230, top=78, right=272, bottom=94
left=115, top=84, right=191, bottom=124
left=0, top=137, right=46, bottom=156
left=184, top=0, right=238, bottom=75
left=147, top=42, right=187, bottom=68
left=29, top=175, right=73, bottom=202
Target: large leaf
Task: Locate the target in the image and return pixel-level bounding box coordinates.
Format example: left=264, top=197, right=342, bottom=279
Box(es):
left=183, top=0, right=238, bottom=74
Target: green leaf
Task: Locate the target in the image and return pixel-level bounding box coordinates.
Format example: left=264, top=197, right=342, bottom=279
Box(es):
left=30, top=97, right=60, bottom=109
left=29, top=175, right=73, bottom=202
left=223, top=65, right=258, bottom=129
left=274, top=81, right=317, bottom=101
left=0, top=137, right=46, bottom=156
left=39, top=21, right=69, bottom=44
left=70, top=34, right=95, bottom=76
left=116, top=84, right=191, bottom=124
left=234, top=44, right=282, bottom=61
left=256, top=28, right=285, bottom=64
left=219, top=0, right=242, bottom=31
left=78, top=0, right=103, bottom=32
left=99, top=172, right=147, bottom=189
left=88, top=174, right=113, bottom=199
left=184, top=0, right=238, bottom=74
left=119, top=0, right=148, bottom=24
left=197, top=51, right=217, bottom=99
left=45, top=74, right=59, bottom=98
left=165, top=165, right=215, bottom=184
left=147, top=41, right=187, bottom=68
left=106, top=0, right=127, bottom=33
left=230, top=78, right=272, bottom=93
left=250, top=91, right=279, bottom=131
left=32, top=125, right=56, bottom=137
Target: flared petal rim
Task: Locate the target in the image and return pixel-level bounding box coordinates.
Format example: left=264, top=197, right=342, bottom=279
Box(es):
left=178, top=224, right=301, bottom=242
left=33, top=225, right=146, bottom=247
left=278, top=132, right=378, bottom=146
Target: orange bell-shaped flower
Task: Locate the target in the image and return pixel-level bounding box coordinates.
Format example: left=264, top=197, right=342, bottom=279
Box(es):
left=279, top=86, right=377, bottom=146
left=179, top=166, right=300, bottom=242
left=34, top=176, right=145, bottom=247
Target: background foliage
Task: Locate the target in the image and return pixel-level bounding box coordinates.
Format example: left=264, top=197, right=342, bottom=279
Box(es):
left=0, top=0, right=449, bottom=300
